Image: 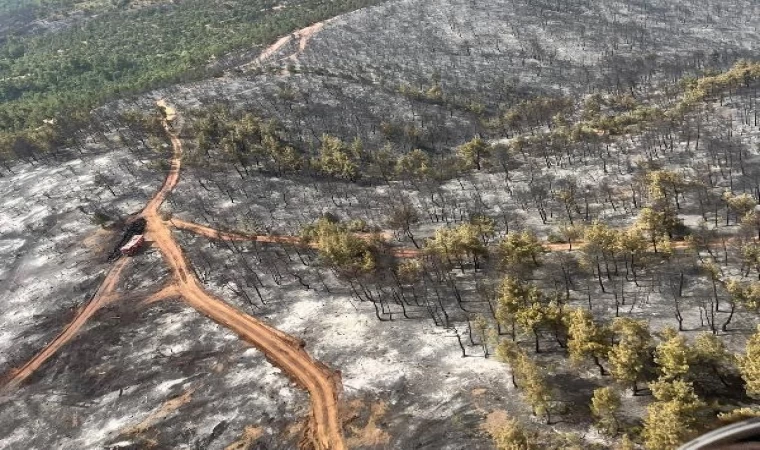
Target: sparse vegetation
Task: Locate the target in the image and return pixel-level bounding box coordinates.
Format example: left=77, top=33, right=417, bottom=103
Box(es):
left=4, top=1, right=760, bottom=449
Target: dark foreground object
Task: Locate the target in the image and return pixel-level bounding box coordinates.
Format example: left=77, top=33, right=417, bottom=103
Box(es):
left=680, top=418, right=760, bottom=450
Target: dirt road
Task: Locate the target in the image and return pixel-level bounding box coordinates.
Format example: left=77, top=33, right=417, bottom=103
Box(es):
left=1, top=258, right=129, bottom=391
left=170, top=218, right=411, bottom=259
left=170, top=218, right=695, bottom=260
left=0, top=96, right=696, bottom=447
left=178, top=213, right=705, bottom=260
left=168, top=219, right=586, bottom=257
left=242, top=20, right=329, bottom=70
left=2, top=103, right=346, bottom=450
left=170, top=218, right=303, bottom=245
left=145, top=114, right=346, bottom=450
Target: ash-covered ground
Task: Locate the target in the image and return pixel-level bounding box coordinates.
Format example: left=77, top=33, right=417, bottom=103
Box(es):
left=0, top=147, right=162, bottom=371
left=145, top=0, right=760, bottom=152
left=3, top=0, right=760, bottom=449
left=0, top=294, right=307, bottom=450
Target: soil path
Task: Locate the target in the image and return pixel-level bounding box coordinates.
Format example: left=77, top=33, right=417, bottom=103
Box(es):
left=1, top=258, right=129, bottom=390
left=288, top=21, right=326, bottom=61
left=1, top=104, right=346, bottom=450
left=242, top=19, right=329, bottom=70
left=170, top=218, right=405, bottom=258
left=144, top=114, right=346, bottom=450
left=170, top=218, right=302, bottom=245
left=0, top=95, right=698, bottom=447
left=170, top=219, right=694, bottom=260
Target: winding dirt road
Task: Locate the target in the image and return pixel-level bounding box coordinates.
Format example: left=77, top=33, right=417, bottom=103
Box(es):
left=0, top=97, right=700, bottom=448
left=144, top=113, right=346, bottom=450
left=2, top=104, right=346, bottom=450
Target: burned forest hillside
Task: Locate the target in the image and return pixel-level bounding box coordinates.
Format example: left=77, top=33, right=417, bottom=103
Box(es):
left=2, top=1, right=760, bottom=450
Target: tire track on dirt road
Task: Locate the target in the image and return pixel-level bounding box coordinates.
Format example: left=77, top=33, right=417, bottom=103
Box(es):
left=146, top=109, right=346, bottom=450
